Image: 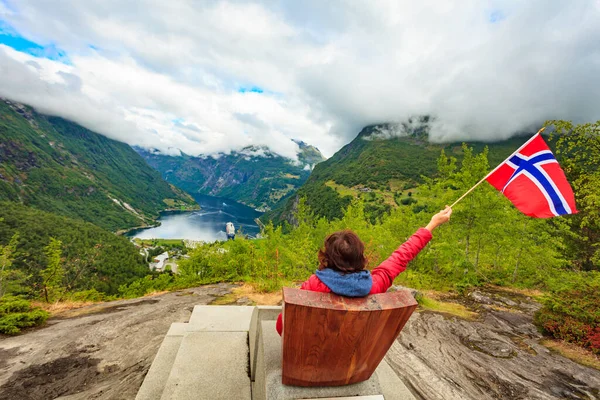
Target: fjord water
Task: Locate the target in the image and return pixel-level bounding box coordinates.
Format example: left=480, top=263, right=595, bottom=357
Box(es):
left=127, top=194, right=262, bottom=241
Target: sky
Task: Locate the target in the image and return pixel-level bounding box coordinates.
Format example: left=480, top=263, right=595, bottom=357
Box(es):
left=0, top=1, right=599, bottom=159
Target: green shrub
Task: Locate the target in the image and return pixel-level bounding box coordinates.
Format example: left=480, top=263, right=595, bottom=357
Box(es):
left=400, top=197, right=417, bottom=205
left=534, top=279, right=600, bottom=354
left=0, top=296, right=49, bottom=335
left=68, top=289, right=110, bottom=302
left=0, top=297, right=31, bottom=314
left=118, top=273, right=175, bottom=298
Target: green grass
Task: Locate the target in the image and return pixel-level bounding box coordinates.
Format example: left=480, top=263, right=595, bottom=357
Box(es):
left=134, top=238, right=186, bottom=247
left=416, top=294, right=478, bottom=320
left=325, top=180, right=358, bottom=198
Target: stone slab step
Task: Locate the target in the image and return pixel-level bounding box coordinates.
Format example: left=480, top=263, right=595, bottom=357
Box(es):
left=250, top=306, right=282, bottom=381
left=297, top=397, right=385, bottom=400
left=376, top=357, right=416, bottom=400
left=187, top=305, right=254, bottom=332
left=136, top=323, right=187, bottom=400
left=160, top=331, right=251, bottom=400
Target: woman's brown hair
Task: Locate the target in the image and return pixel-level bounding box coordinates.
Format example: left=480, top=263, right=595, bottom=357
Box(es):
left=318, top=230, right=368, bottom=273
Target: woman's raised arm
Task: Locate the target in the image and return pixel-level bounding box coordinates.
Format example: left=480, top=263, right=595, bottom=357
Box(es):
left=370, top=206, right=452, bottom=293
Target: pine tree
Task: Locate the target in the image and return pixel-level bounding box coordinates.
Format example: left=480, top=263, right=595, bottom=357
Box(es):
left=548, top=120, right=600, bottom=271
left=0, top=230, right=20, bottom=298
left=40, top=238, right=65, bottom=302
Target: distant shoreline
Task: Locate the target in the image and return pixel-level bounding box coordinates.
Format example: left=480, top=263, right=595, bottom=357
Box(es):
left=115, top=208, right=200, bottom=236
left=115, top=221, right=161, bottom=237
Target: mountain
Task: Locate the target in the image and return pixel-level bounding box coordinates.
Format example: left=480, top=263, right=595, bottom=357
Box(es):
left=0, top=99, right=197, bottom=231
left=136, top=141, right=325, bottom=211
left=291, top=139, right=326, bottom=166
left=265, top=121, right=533, bottom=223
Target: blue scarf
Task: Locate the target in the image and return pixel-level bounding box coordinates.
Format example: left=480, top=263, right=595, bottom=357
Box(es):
left=315, top=268, right=372, bottom=297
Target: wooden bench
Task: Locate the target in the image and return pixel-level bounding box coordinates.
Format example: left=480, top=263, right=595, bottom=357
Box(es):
left=281, top=287, right=418, bottom=387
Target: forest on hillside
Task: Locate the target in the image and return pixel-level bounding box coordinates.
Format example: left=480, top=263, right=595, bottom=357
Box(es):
left=0, top=203, right=150, bottom=334
left=265, top=125, right=544, bottom=224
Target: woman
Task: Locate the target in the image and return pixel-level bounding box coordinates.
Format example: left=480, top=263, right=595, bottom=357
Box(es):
left=276, top=206, right=452, bottom=335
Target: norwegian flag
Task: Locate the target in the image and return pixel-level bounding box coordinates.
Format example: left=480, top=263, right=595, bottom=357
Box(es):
left=486, top=133, right=577, bottom=218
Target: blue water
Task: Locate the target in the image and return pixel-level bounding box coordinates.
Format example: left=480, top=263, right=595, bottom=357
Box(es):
left=127, top=194, right=262, bottom=241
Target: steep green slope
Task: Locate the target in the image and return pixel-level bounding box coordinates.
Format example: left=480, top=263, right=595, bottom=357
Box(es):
left=266, top=123, right=532, bottom=223
left=0, top=100, right=196, bottom=231
left=0, top=202, right=148, bottom=295
left=136, top=141, right=325, bottom=211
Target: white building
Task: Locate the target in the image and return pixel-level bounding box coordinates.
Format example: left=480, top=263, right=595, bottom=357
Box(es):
left=150, top=251, right=169, bottom=271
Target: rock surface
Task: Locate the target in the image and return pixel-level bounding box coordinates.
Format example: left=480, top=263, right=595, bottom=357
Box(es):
left=388, top=289, right=600, bottom=400
left=0, top=283, right=234, bottom=400
left=0, top=285, right=599, bottom=400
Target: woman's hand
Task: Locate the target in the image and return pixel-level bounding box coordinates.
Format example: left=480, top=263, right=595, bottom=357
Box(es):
left=425, top=206, right=452, bottom=232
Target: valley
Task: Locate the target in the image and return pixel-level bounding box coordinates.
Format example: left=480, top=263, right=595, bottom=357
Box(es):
left=136, top=140, right=325, bottom=212
left=0, top=5, right=598, bottom=400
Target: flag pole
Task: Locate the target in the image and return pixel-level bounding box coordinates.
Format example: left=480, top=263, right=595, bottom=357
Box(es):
left=449, top=174, right=490, bottom=208
left=449, top=127, right=546, bottom=208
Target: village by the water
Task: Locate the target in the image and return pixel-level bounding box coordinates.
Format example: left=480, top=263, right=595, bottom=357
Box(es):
left=137, top=221, right=247, bottom=273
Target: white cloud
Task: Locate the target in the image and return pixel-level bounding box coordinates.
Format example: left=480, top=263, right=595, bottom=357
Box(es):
left=239, top=147, right=271, bottom=158
left=0, top=0, right=599, bottom=159
left=362, top=123, right=412, bottom=141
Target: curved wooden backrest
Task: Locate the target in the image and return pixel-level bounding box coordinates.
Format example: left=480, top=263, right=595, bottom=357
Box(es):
left=281, top=287, right=417, bottom=387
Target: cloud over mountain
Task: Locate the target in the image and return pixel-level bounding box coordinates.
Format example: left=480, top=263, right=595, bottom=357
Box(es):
left=1, top=1, right=599, bottom=158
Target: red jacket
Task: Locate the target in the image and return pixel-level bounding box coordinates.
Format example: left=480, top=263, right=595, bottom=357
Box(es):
left=276, top=228, right=432, bottom=335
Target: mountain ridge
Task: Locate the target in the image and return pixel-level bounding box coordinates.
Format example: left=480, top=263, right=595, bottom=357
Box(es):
left=0, top=99, right=197, bottom=231
left=136, top=139, right=325, bottom=211
left=264, top=121, right=536, bottom=223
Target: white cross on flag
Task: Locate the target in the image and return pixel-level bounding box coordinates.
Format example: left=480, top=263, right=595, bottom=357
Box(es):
left=486, top=133, right=577, bottom=218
